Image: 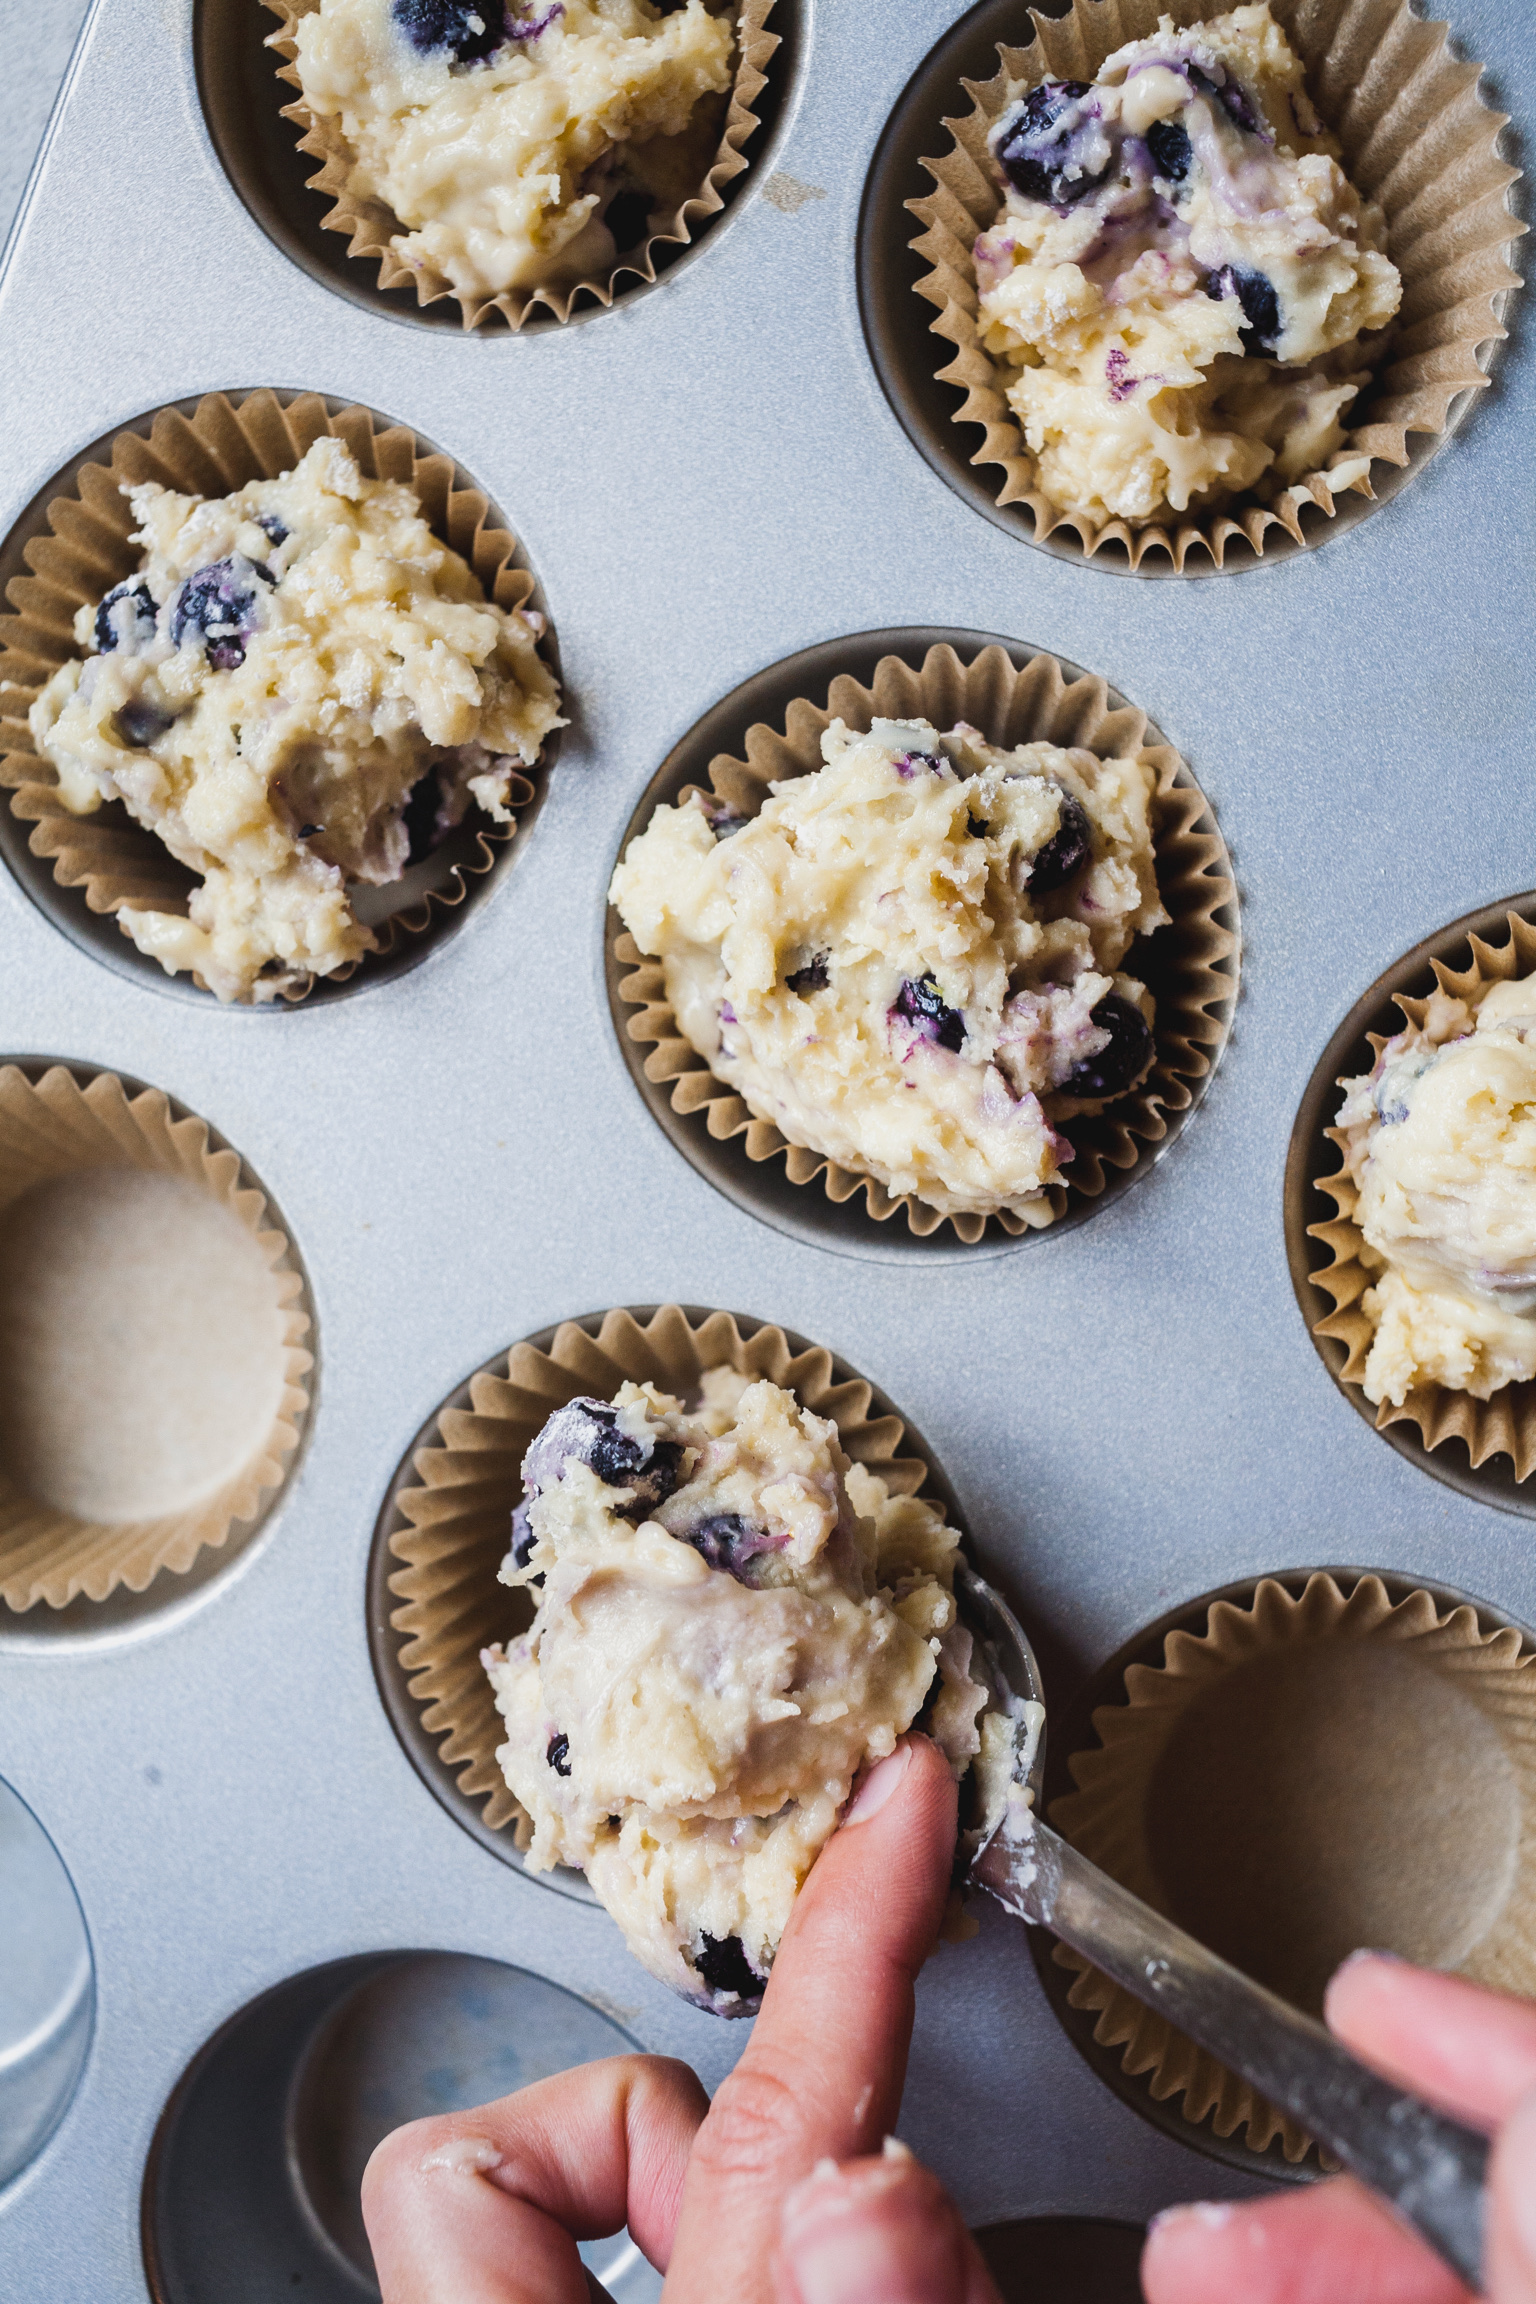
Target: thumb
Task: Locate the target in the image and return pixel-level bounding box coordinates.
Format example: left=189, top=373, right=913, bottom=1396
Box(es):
left=1487, top=2082, right=1536, bottom=2302
left=775, top=2147, right=1004, bottom=2304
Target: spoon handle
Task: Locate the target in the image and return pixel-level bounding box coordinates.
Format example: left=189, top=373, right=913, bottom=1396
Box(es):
left=976, top=1816, right=1489, bottom=2288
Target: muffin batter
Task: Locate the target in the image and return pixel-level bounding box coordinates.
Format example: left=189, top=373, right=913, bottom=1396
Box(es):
left=484, top=1368, right=1013, bottom=2011
left=29, top=436, right=562, bottom=1002
left=973, top=5, right=1401, bottom=525
left=609, top=716, right=1168, bottom=1223
left=290, top=0, right=736, bottom=301
left=1335, top=979, right=1536, bottom=1406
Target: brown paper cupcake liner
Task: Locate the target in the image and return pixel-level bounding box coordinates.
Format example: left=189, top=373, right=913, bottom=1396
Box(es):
left=1050, top=1572, right=1536, bottom=2163
left=262, top=1, right=780, bottom=330
left=1308, top=910, right=1536, bottom=1482
left=0, top=388, right=551, bottom=1003
left=0, top=1063, right=313, bottom=1612
left=908, top=0, right=1525, bottom=572
left=612, top=640, right=1238, bottom=1243
left=384, top=1304, right=947, bottom=1847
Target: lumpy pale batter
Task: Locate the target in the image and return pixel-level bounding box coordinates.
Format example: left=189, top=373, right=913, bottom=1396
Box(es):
left=291, top=0, right=736, bottom=301
left=483, top=1368, right=1014, bottom=2012
left=609, top=716, right=1168, bottom=1223
left=1335, top=980, right=1536, bottom=1407
left=973, top=5, right=1402, bottom=525
left=29, top=437, right=562, bottom=1002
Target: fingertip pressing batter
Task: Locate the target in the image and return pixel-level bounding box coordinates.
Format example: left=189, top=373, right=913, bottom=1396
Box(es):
left=483, top=1369, right=1016, bottom=2012
left=29, top=436, right=563, bottom=1002
left=609, top=715, right=1168, bottom=1224
left=1336, top=978, right=1536, bottom=1407
left=973, top=3, right=1402, bottom=526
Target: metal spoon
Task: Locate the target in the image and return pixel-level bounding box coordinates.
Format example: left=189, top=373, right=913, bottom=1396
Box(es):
left=953, top=1562, right=1490, bottom=2291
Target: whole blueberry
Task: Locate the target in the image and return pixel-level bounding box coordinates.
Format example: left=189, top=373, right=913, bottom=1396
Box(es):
left=94, top=580, right=158, bottom=656
left=1062, top=994, right=1154, bottom=1099
left=1205, top=264, right=1280, bottom=353
left=523, top=1398, right=684, bottom=1519
left=784, top=952, right=829, bottom=994
left=169, top=556, right=273, bottom=672
left=967, top=813, right=991, bottom=839
left=510, top=1499, right=537, bottom=1571
left=1026, top=788, right=1093, bottom=893
left=1146, top=117, right=1192, bottom=183
left=694, top=1933, right=764, bottom=2003
left=893, top=975, right=966, bottom=1054
left=704, top=800, right=752, bottom=840
left=994, top=79, right=1112, bottom=207
left=255, top=513, right=290, bottom=548
left=682, top=1512, right=776, bottom=1584
left=113, top=697, right=177, bottom=748
left=392, top=0, right=507, bottom=60
left=546, top=1732, right=571, bottom=1777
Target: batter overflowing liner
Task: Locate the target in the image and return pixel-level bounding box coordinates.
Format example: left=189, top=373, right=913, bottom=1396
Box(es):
left=483, top=1368, right=1019, bottom=2012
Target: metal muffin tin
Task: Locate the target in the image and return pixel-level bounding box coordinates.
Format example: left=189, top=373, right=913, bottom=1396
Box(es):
left=0, top=0, right=1532, bottom=2295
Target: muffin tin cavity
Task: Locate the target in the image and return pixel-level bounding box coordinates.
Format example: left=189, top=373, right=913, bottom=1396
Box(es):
left=862, top=0, right=1523, bottom=575
left=369, top=1303, right=972, bottom=1894
left=142, top=1952, right=659, bottom=2302
left=1033, top=1570, right=1536, bottom=2177
left=1288, top=899, right=1536, bottom=1517
left=973, top=2219, right=1145, bottom=2303
left=0, top=1775, right=94, bottom=2190
left=606, top=629, right=1237, bottom=1259
left=196, top=0, right=801, bottom=331
left=0, top=1061, right=313, bottom=1637
left=0, top=389, right=560, bottom=1005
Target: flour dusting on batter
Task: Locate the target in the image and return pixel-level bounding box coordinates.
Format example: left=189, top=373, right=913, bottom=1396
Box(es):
left=290, top=0, right=736, bottom=301
left=483, top=1368, right=1014, bottom=2012
left=1336, top=978, right=1536, bottom=1407
left=609, top=715, right=1168, bottom=1224
left=29, top=437, right=562, bottom=1002
left=973, top=4, right=1401, bottom=525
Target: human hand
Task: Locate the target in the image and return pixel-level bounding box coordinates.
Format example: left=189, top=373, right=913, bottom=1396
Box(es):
left=1142, top=1952, right=1536, bottom=2304
left=361, top=1732, right=1005, bottom=2303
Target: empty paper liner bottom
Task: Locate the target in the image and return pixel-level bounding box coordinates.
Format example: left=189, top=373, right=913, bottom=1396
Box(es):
left=611, top=639, right=1238, bottom=1245
left=1046, top=1571, right=1536, bottom=2166
left=0, top=1062, right=312, bottom=1611
left=381, top=1303, right=959, bottom=1858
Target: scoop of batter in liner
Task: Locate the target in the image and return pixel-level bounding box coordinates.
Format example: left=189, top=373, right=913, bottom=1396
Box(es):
left=483, top=1368, right=1013, bottom=2013
left=1335, top=979, right=1536, bottom=1407
left=973, top=3, right=1402, bottom=526
left=609, top=714, right=1169, bottom=1224
left=29, top=436, right=563, bottom=1002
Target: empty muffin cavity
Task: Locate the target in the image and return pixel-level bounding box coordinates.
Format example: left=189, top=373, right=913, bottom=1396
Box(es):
left=0, top=1063, right=312, bottom=1612
left=1047, top=1572, right=1536, bottom=2166
left=906, top=0, right=1523, bottom=571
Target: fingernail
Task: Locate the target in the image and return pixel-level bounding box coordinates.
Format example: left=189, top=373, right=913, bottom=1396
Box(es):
left=781, top=2163, right=912, bottom=2304
left=1147, top=2203, right=1234, bottom=2237
left=1498, top=2088, right=1536, bottom=2269
left=419, top=2133, right=502, bottom=2178
left=1336, top=1947, right=1405, bottom=1971
left=843, top=1743, right=911, bottom=1826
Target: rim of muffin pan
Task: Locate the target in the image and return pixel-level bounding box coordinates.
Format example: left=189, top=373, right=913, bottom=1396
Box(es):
left=604, top=626, right=1240, bottom=1264
left=193, top=0, right=806, bottom=334
left=0, top=389, right=562, bottom=1008
left=366, top=1303, right=985, bottom=1905
left=141, top=1951, right=652, bottom=2303
left=858, top=0, right=1523, bottom=579
left=1285, top=894, right=1536, bottom=1519
left=0, top=1055, right=319, bottom=1652
left=1026, top=1564, right=1536, bottom=2181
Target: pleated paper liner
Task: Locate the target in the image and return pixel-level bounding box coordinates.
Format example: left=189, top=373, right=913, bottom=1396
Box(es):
left=907, top=0, right=1525, bottom=572
left=1048, top=1572, right=1536, bottom=2168
left=261, top=0, right=780, bottom=330
left=0, top=1062, right=312, bottom=1613
left=381, top=1304, right=957, bottom=1860
left=0, top=388, right=553, bottom=1004
left=1305, top=908, right=1536, bottom=1491
left=612, top=640, right=1238, bottom=1244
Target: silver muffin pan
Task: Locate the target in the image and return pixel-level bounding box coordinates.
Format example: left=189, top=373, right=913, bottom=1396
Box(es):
left=0, top=0, right=1533, bottom=2296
